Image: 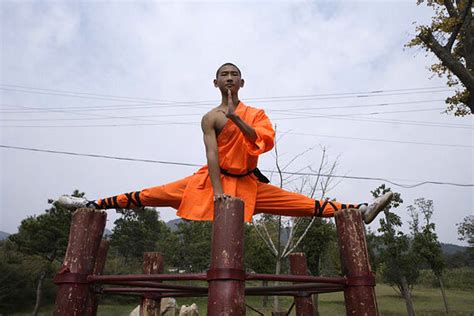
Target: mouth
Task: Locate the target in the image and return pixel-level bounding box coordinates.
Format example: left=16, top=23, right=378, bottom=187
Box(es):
left=225, top=83, right=234, bottom=87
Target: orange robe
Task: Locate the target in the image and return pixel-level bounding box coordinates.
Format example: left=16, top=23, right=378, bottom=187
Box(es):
left=177, top=101, right=275, bottom=222
left=98, top=102, right=364, bottom=220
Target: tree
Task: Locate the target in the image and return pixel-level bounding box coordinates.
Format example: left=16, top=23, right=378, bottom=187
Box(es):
left=252, top=127, right=337, bottom=312
left=251, top=129, right=340, bottom=312
left=373, top=184, right=419, bottom=316
left=175, top=220, right=212, bottom=272
left=0, top=240, right=37, bottom=313
left=407, top=0, right=473, bottom=115
left=244, top=223, right=275, bottom=274
left=408, top=198, right=448, bottom=314
left=457, top=215, right=474, bottom=264
left=110, top=207, right=175, bottom=265
left=295, top=217, right=337, bottom=276
left=8, top=190, right=78, bottom=316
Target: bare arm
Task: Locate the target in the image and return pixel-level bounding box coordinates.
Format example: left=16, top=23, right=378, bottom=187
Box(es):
left=201, top=113, right=225, bottom=198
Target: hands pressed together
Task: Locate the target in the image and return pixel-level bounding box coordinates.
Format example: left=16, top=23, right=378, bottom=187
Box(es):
left=225, top=88, right=237, bottom=119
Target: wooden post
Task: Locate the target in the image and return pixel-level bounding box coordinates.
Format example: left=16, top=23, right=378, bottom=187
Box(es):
left=335, top=209, right=378, bottom=316
left=140, top=252, right=164, bottom=316
left=289, top=253, right=315, bottom=316
left=54, top=209, right=107, bottom=316
left=85, top=239, right=110, bottom=316
left=207, top=198, right=246, bottom=316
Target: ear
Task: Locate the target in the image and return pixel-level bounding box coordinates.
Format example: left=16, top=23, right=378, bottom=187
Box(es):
left=213, top=79, right=218, bottom=87
left=240, top=79, right=245, bottom=88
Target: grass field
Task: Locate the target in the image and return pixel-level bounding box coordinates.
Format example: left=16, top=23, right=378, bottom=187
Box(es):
left=29, top=283, right=474, bottom=315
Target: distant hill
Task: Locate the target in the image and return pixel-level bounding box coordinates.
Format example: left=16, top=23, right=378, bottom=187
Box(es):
left=0, top=231, right=10, bottom=240
left=440, top=243, right=466, bottom=256
left=166, top=218, right=183, bottom=232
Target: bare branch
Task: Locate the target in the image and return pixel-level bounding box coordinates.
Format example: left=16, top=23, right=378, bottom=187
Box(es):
left=274, top=126, right=284, bottom=189
left=419, top=29, right=474, bottom=95
left=283, top=217, right=318, bottom=258
left=251, top=220, right=278, bottom=257
left=444, top=0, right=458, bottom=17
left=261, top=219, right=279, bottom=255
left=445, top=0, right=473, bottom=51
left=281, top=217, right=296, bottom=256
left=282, top=164, right=311, bottom=183
left=281, top=146, right=315, bottom=171
left=309, top=147, right=327, bottom=199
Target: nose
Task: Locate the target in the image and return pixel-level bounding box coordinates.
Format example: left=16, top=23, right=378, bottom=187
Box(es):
left=226, top=74, right=233, bottom=81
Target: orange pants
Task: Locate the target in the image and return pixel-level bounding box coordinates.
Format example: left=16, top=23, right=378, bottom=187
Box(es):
left=97, top=177, right=365, bottom=218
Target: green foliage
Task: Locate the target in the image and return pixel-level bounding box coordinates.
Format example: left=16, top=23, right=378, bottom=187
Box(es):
left=372, top=184, right=420, bottom=294
left=9, top=205, right=73, bottom=263
left=408, top=198, right=445, bottom=277
left=175, top=220, right=212, bottom=272
left=0, top=240, right=59, bottom=313
left=457, top=215, right=474, bottom=264
left=110, top=207, right=176, bottom=264
left=0, top=241, right=35, bottom=312
left=406, top=0, right=473, bottom=115
left=366, top=227, right=383, bottom=272
left=417, top=267, right=474, bottom=290
left=4, top=190, right=83, bottom=314
left=294, top=217, right=337, bottom=275
left=244, top=223, right=275, bottom=274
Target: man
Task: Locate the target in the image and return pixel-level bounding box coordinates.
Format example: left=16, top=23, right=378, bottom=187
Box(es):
left=57, top=63, right=392, bottom=224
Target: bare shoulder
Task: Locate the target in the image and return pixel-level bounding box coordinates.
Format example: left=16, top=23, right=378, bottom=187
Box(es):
left=201, top=109, right=219, bottom=130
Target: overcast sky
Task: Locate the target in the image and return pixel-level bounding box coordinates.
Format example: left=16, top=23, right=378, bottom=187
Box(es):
left=1, top=0, right=472, bottom=245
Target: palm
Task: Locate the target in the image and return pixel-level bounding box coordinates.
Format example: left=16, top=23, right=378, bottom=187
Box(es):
left=226, top=89, right=235, bottom=117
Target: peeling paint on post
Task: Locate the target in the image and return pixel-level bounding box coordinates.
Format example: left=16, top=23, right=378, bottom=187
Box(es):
left=289, top=253, right=315, bottom=316
left=54, top=208, right=107, bottom=316
left=85, top=239, right=110, bottom=316
left=335, top=209, right=378, bottom=316
left=207, top=198, right=246, bottom=316
left=140, top=252, right=164, bottom=316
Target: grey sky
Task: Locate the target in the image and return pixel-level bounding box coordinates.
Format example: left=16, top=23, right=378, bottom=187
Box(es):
left=1, top=0, right=472, bottom=245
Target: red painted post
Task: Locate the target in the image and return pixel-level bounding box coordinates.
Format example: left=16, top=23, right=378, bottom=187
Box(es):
left=335, top=209, right=378, bottom=316
left=289, top=253, right=315, bottom=316
left=85, top=239, right=110, bottom=316
left=140, top=252, right=164, bottom=316
left=54, top=208, right=107, bottom=316
left=207, top=198, right=245, bottom=316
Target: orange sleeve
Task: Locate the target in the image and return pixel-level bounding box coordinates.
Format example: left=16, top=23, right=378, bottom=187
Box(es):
left=243, top=109, right=275, bottom=156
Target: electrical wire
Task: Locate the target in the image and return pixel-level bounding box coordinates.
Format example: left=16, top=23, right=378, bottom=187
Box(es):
left=282, top=131, right=473, bottom=149
left=0, top=83, right=454, bottom=107
left=1, top=144, right=472, bottom=188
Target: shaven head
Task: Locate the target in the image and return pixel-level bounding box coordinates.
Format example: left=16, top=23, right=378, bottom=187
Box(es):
left=216, top=63, right=241, bottom=78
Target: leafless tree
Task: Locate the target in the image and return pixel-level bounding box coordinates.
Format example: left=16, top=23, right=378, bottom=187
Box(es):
left=251, top=127, right=341, bottom=312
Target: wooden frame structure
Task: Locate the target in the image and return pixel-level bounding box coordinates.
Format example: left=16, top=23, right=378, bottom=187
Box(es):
left=53, top=198, right=377, bottom=315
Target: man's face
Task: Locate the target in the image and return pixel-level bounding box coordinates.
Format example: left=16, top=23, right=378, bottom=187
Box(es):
left=214, top=65, right=244, bottom=94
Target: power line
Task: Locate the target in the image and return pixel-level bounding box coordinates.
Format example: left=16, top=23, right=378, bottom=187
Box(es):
left=0, top=98, right=443, bottom=114
left=272, top=112, right=474, bottom=129
left=0, top=105, right=444, bottom=122
left=2, top=120, right=470, bottom=149
left=0, top=83, right=454, bottom=106
left=1, top=144, right=472, bottom=188
left=283, top=131, right=474, bottom=149
left=1, top=102, right=471, bottom=129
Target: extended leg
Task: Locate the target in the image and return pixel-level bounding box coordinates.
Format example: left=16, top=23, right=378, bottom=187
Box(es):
left=56, top=177, right=189, bottom=211
left=253, top=182, right=392, bottom=224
